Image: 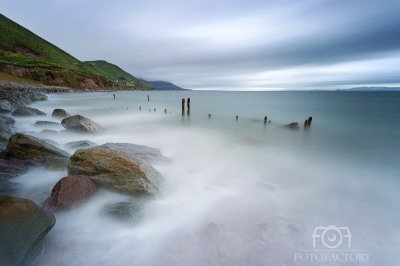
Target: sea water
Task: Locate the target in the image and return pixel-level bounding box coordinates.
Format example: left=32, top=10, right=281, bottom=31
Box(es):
left=10, top=91, right=400, bottom=265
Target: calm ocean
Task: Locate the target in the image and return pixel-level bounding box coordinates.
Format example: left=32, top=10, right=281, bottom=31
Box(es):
left=13, top=91, right=400, bottom=265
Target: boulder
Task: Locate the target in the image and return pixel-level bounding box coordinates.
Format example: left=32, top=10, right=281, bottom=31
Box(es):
left=65, top=140, right=97, bottom=150
left=42, top=175, right=97, bottom=212
left=99, top=201, right=142, bottom=225
left=0, top=195, right=55, bottom=266
left=0, top=100, right=12, bottom=113
left=96, top=142, right=167, bottom=162
left=284, top=122, right=299, bottom=129
left=45, top=157, right=70, bottom=171
left=68, top=148, right=167, bottom=196
left=11, top=106, right=46, bottom=117
left=6, top=133, right=70, bottom=160
left=61, top=115, right=103, bottom=134
left=52, top=108, right=70, bottom=118
left=0, top=159, right=29, bottom=180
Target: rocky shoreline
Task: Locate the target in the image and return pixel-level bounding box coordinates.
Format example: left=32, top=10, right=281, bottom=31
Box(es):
left=0, top=86, right=168, bottom=265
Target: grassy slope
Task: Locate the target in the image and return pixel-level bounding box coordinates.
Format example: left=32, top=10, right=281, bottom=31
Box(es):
left=0, top=13, right=99, bottom=76
left=84, top=60, right=153, bottom=90
left=0, top=13, right=154, bottom=90
left=139, top=79, right=186, bottom=90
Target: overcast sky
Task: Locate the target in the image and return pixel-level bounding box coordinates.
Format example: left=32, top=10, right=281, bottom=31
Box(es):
left=2, top=0, right=400, bottom=90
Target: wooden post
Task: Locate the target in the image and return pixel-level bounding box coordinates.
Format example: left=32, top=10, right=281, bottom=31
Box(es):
left=113, top=94, right=115, bottom=100
left=236, top=116, right=238, bottom=120
left=182, top=98, right=185, bottom=112
left=187, top=98, right=190, bottom=110
left=264, top=116, right=267, bottom=124
left=208, top=114, right=211, bottom=117
left=147, top=95, right=149, bottom=101
left=154, top=108, right=156, bottom=112
left=139, top=106, right=141, bottom=111
left=149, top=109, right=151, bottom=112
left=165, top=109, right=167, bottom=113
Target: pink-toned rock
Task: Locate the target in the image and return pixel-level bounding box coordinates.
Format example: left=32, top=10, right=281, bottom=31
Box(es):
left=42, top=175, right=97, bottom=212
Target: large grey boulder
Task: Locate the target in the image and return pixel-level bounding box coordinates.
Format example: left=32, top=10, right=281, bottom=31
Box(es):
left=52, top=109, right=70, bottom=118
left=0, top=100, right=12, bottom=113
left=61, top=115, right=103, bottom=134
left=68, top=147, right=167, bottom=197
left=96, top=142, right=167, bottom=162
left=11, top=106, right=46, bottom=117
left=6, top=133, right=70, bottom=160
left=0, top=195, right=55, bottom=266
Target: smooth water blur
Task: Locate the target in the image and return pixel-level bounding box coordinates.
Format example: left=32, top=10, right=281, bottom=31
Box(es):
left=12, top=91, right=400, bottom=265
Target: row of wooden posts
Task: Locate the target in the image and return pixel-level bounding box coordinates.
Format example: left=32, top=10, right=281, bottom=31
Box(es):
left=130, top=95, right=311, bottom=126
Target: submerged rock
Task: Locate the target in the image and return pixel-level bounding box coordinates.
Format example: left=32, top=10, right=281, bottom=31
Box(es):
left=0, top=180, right=22, bottom=196
left=99, top=201, right=142, bottom=225
left=52, top=108, right=70, bottom=118
left=61, top=115, right=103, bottom=134
left=11, top=106, right=46, bottom=117
left=0, top=195, right=55, bottom=266
left=68, top=147, right=167, bottom=196
left=6, top=133, right=70, bottom=160
left=34, top=121, right=61, bottom=128
left=65, top=140, right=97, bottom=150
left=0, top=115, right=15, bottom=126
left=0, top=100, right=12, bottom=113
left=45, top=156, right=70, bottom=171
left=0, top=159, right=29, bottom=180
left=40, top=129, right=57, bottom=134
left=96, top=142, right=167, bottom=162
left=284, top=122, right=299, bottom=129
left=42, top=175, right=97, bottom=212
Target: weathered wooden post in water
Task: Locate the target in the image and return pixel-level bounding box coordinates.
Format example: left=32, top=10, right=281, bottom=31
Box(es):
left=264, top=116, right=267, bottom=124
left=304, top=116, right=312, bottom=127
left=208, top=114, right=211, bottom=117
left=165, top=109, right=167, bottom=113
left=113, top=94, right=115, bottom=100
left=147, top=95, right=149, bottom=101
left=182, top=98, right=185, bottom=115
left=154, top=108, right=156, bottom=112
left=139, top=106, right=141, bottom=111
left=236, top=116, right=238, bottom=120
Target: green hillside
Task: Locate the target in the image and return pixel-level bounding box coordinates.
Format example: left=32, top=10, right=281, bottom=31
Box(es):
left=139, top=79, right=186, bottom=90
left=84, top=60, right=153, bottom=90
left=0, top=13, right=153, bottom=90
left=0, top=13, right=95, bottom=75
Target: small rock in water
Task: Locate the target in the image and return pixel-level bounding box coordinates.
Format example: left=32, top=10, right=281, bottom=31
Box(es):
left=284, top=122, right=299, bottom=129
left=99, top=201, right=142, bottom=225
left=34, top=121, right=61, bottom=128
left=42, top=175, right=97, bottom=212
left=64, top=140, right=97, bottom=150
left=203, top=222, right=222, bottom=235
left=40, top=129, right=57, bottom=134
left=11, top=106, right=46, bottom=117
left=61, top=115, right=103, bottom=134
left=52, top=108, right=70, bottom=118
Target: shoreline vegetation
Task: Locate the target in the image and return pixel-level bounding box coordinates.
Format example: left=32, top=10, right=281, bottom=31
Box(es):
left=0, top=86, right=169, bottom=265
